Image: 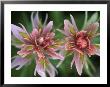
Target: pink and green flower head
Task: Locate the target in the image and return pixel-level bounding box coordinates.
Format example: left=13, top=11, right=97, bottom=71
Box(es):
left=58, top=14, right=100, bottom=75
left=11, top=12, right=64, bottom=77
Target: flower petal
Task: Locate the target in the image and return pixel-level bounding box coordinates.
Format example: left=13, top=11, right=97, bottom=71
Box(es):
left=11, top=24, right=25, bottom=42
left=31, top=12, right=39, bottom=29
left=35, top=48, right=45, bottom=59
left=17, top=45, right=33, bottom=58
left=34, top=58, right=57, bottom=77
left=84, top=22, right=99, bottom=36
left=11, top=56, right=30, bottom=70
left=34, top=59, right=46, bottom=77
left=64, top=19, right=77, bottom=36
left=71, top=52, right=84, bottom=76
left=86, top=45, right=97, bottom=57
left=95, top=48, right=100, bottom=56
left=94, top=44, right=100, bottom=56
left=17, top=49, right=32, bottom=58
left=46, top=61, right=57, bottom=77
left=73, top=48, right=83, bottom=55
left=49, top=32, right=55, bottom=39
left=64, top=19, right=72, bottom=36
left=47, top=48, right=64, bottom=60
left=42, top=21, right=53, bottom=35
left=30, top=28, right=39, bottom=40
left=43, top=13, right=48, bottom=27
left=11, top=35, right=24, bottom=48
left=70, top=14, right=78, bottom=32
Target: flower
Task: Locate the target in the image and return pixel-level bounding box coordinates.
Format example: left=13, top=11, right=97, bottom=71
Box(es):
left=58, top=14, right=100, bottom=75
left=11, top=12, right=64, bottom=77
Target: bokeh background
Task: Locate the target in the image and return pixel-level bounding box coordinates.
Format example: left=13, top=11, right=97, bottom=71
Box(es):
left=11, top=11, right=100, bottom=77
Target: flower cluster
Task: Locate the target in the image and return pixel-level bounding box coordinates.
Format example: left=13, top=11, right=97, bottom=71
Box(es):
left=11, top=12, right=100, bottom=77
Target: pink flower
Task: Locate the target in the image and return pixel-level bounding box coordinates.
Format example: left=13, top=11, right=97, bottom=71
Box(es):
left=11, top=12, right=64, bottom=77
left=58, top=14, right=100, bottom=75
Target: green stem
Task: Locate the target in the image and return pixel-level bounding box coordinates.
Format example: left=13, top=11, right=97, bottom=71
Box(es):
left=83, top=11, right=88, bottom=29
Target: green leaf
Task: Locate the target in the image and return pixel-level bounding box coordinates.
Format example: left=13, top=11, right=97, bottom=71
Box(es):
left=92, top=36, right=100, bottom=44
left=20, top=12, right=32, bottom=33
left=50, top=11, right=64, bottom=29
left=20, top=59, right=35, bottom=77
left=84, top=56, right=96, bottom=76
left=83, top=11, right=88, bottom=29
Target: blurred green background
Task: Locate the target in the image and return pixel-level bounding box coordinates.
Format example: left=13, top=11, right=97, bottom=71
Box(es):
left=11, top=11, right=100, bottom=77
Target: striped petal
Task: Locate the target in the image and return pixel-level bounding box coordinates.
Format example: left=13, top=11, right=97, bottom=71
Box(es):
left=64, top=19, right=72, bottom=36
left=17, top=45, right=33, bottom=58
left=46, top=61, right=57, bottom=77
left=70, top=14, right=78, bottom=32
left=43, top=13, right=48, bottom=27
left=64, top=19, right=76, bottom=36
left=42, top=21, right=53, bottom=35
left=34, top=59, right=46, bottom=77
left=11, top=56, right=30, bottom=70
left=84, top=22, right=99, bottom=37
left=71, top=52, right=84, bottom=76
left=30, top=28, right=39, bottom=40
left=11, top=35, right=24, bottom=48
left=34, top=58, right=57, bottom=77
left=11, top=24, right=25, bottom=42
left=94, top=44, right=100, bottom=56
left=86, top=45, right=97, bottom=57
left=47, top=48, right=64, bottom=60
left=31, top=12, right=40, bottom=29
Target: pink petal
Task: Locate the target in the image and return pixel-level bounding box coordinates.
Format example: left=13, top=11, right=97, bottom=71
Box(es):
left=17, top=49, right=32, bottom=58
left=11, top=24, right=25, bottom=42
left=11, top=56, right=30, bottom=70
left=34, top=59, right=46, bottom=77
left=31, top=12, right=39, bottom=29
left=42, top=21, right=53, bottom=35
left=64, top=19, right=77, bottom=36
left=64, top=19, right=72, bottom=36
left=49, top=32, right=55, bottom=39
left=30, top=28, right=39, bottom=40
left=95, top=47, right=100, bottom=56
left=47, top=48, right=64, bottom=60
left=73, top=48, right=83, bottom=55
left=46, top=61, right=57, bottom=77
left=17, top=45, right=33, bottom=57
left=70, top=14, right=78, bottom=31
left=86, top=45, right=97, bottom=56
left=94, top=45, right=100, bottom=56
left=19, top=23, right=30, bottom=36
left=71, top=52, right=84, bottom=76
left=34, top=58, right=57, bottom=77
left=35, top=49, right=45, bottom=59
left=84, top=22, right=99, bottom=35
left=43, top=13, right=48, bottom=27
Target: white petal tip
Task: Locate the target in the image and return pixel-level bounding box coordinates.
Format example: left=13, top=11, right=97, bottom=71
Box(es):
left=78, top=72, right=82, bottom=76
left=70, top=14, right=73, bottom=18
left=50, top=21, right=53, bottom=25
left=95, top=22, right=99, bottom=27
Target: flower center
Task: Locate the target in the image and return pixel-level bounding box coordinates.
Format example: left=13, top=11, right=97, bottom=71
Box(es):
left=75, top=31, right=89, bottom=49
left=76, top=37, right=87, bottom=49
left=38, top=37, right=44, bottom=44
